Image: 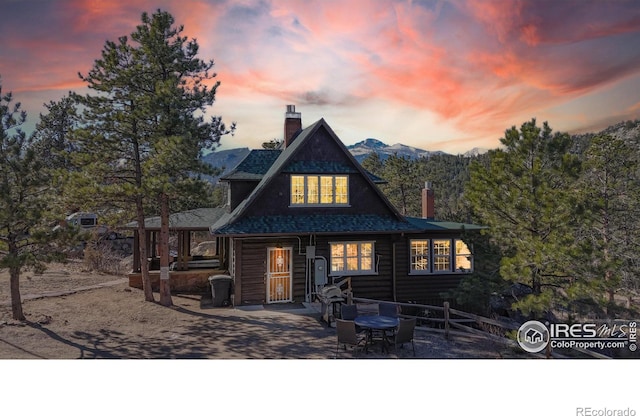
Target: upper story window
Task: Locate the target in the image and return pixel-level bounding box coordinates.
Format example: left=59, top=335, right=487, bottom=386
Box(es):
left=410, top=238, right=473, bottom=274
left=291, top=175, right=349, bottom=206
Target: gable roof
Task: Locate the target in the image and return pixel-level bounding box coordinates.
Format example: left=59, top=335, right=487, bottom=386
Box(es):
left=219, top=147, right=386, bottom=183
left=211, top=118, right=406, bottom=235
left=210, top=117, right=485, bottom=237
left=220, top=149, right=282, bottom=181
left=125, top=207, right=227, bottom=231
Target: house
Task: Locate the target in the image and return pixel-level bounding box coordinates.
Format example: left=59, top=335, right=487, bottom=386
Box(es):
left=209, top=105, right=483, bottom=306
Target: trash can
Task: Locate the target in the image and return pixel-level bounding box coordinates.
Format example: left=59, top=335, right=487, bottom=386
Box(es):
left=209, top=275, right=233, bottom=307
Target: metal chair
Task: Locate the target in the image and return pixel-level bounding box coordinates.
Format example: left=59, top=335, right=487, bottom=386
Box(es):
left=378, top=302, right=399, bottom=318
left=341, top=303, right=367, bottom=335
left=389, top=318, right=417, bottom=357
left=340, top=304, right=358, bottom=320
left=335, top=319, right=367, bottom=358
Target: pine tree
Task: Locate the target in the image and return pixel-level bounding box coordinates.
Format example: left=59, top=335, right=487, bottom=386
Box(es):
left=0, top=81, right=64, bottom=320
left=466, top=119, right=581, bottom=317
left=69, top=10, right=233, bottom=304
left=379, top=154, right=421, bottom=215
left=575, top=134, right=640, bottom=315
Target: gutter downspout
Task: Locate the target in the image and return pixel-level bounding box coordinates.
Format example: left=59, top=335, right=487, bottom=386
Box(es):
left=392, top=241, right=397, bottom=302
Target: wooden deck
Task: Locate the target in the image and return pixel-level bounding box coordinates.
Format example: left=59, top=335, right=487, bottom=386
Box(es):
left=128, top=268, right=229, bottom=293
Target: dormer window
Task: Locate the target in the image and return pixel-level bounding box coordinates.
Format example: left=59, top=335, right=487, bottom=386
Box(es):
left=291, top=175, right=349, bottom=206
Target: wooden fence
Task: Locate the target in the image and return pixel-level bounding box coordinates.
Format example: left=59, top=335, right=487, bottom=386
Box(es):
left=352, top=297, right=611, bottom=359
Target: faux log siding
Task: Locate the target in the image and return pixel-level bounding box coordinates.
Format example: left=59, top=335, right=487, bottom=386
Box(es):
left=314, top=234, right=466, bottom=304
left=315, top=234, right=395, bottom=301
left=236, top=238, right=306, bottom=304
left=234, top=234, right=467, bottom=305
left=393, top=238, right=465, bottom=305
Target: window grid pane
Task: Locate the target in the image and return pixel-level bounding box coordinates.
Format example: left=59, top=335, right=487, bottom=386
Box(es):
left=411, top=240, right=429, bottom=271
left=331, top=244, right=344, bottom=272
left=290, top=175, right=349, bottom=206
left=307, top=176, right=319, bottom=204
left=433, top=240, right=451, bottom=272
left=455, top=240, right=472, bottom=271
left=330, top=242, right=374, bottom=274
left=320, top=176, right=334, bottom=204
left=335, top=176, right=348, bottom=204
left=291, top=176, right=305, bottom=204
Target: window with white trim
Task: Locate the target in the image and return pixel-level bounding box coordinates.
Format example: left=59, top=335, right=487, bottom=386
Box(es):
left=410, top=239, right=429, bottom=271
left=291, top=175, right=349, bottom=206
left=409, top=239, right=473, bottom=274
left=330, top=241, right=375, bottom=275
left=433, top=239, right=451, bottom=272
left=454, top=239, right=473, bottom=272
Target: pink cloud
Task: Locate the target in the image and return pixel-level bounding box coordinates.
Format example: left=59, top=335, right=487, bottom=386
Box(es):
left=1, top=0, right=639, bottom=152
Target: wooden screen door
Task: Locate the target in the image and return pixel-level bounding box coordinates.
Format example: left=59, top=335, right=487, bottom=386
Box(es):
left=267, top=247, right=293, bottom=303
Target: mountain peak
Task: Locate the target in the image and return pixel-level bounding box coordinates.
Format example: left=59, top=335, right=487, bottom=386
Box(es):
left=347, top=138, right=446, bottom=162
left=351, top=138, right=388, bottom=149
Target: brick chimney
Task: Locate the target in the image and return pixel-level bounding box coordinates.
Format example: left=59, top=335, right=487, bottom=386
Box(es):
left=284, top=104, right=302, bottom=147
left=421, top=181, right=435, bottom=220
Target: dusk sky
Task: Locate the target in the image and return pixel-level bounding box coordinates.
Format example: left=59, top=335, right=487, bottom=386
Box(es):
left=1, top=0, right=640, bottom=153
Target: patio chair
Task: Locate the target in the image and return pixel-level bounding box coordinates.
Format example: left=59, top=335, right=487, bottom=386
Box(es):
left=389, top=318, right=417, bottom=357
left=335, top=319, right=367, bottom=358
left=378, top=302, right=399, bottom=318
left=341, top=304, right=367, bottom=335
left=340, top=304, right=358, bottom=320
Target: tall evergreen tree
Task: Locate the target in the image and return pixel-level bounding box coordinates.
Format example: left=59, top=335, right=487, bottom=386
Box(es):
left=466, top=119, right=581, bottom=317
left=31, top=96, right=78, bottom=172
left=69, top=10, right=233, bottom=304
left=379, top=154, right=421, bottom=215
left=0, top=81, right=65, bottom=320
left=575, top=134, right=640, bottom=315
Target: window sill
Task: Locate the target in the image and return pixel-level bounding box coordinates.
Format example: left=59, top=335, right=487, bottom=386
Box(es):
left=289, top=204, right=351, bottom=208
left=329, top=272, right=378, bottom=277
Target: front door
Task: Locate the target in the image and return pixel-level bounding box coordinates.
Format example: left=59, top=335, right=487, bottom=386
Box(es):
left=267, top=247, right=293, bottom=303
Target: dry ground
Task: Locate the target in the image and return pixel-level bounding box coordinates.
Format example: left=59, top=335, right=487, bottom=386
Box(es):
left=0, top=262, right=524, bottom=359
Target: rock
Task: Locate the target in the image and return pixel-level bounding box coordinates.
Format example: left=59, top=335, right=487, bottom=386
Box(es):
left=191, top=241, right=217, bottom=256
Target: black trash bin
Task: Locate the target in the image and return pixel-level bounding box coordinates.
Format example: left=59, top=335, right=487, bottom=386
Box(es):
left=209, top=275, right=233, bottom=307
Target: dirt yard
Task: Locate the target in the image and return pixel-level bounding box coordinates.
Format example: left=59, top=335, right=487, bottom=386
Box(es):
left=0, top=261, right=524, bottom=359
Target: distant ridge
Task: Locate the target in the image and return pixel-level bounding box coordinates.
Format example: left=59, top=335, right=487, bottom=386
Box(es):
left=202, top=140, right=487, bottom=182
left=201, top=119, right=639, bottom=183
left=200, top=147, right=251, bottom=183
left=347, top=138, right=447, bottom=162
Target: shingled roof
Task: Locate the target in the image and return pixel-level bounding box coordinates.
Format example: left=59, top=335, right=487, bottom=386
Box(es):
left=220, top=149, right=282, bottom=181
left=211, top=118, right=403, bottom=235
left=213, top=214, right=419, bottom=235
left=125, top=207, right=227, bottom=231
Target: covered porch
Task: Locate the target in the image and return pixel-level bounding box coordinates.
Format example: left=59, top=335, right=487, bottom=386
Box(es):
left=124, top=207, right=229, bottom=293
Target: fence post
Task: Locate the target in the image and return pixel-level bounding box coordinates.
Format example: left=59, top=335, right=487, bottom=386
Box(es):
left=444, top=301, right=450, bottom=340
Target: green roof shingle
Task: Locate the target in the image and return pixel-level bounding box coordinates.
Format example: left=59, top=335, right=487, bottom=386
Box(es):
left=213, top=214, right=418, bottom=235
left=220, top=149, right=282, bottom=181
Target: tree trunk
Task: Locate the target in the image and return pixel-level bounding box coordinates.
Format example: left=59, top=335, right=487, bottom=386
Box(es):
left=9, top=264, right=25, bottom=321
left=136, top=196, right=155, bottom=302
left=159, top=192, right=173, bottom=306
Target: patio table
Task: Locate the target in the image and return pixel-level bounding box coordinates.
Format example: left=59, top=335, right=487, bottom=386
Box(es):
left=354, top=315, right=399, bottom=353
